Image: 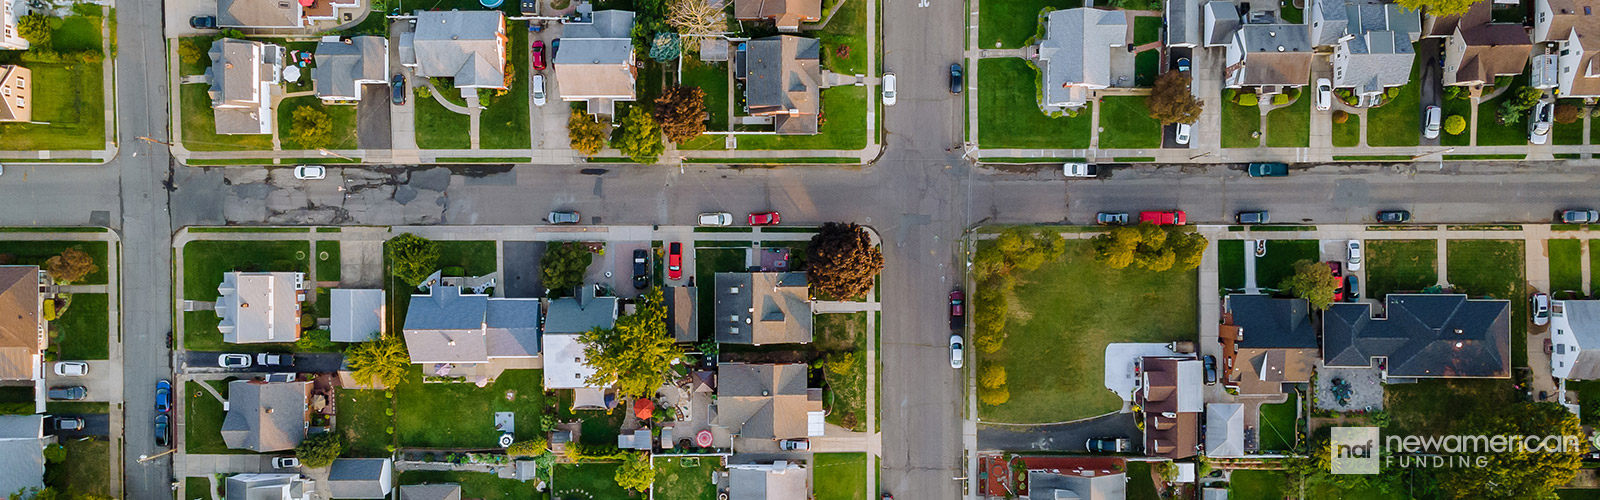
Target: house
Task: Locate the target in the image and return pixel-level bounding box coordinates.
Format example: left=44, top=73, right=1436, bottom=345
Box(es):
left=220, top=379, right=311, bottom=452
left=1203, top=487, right=1230, bottom=500
left=1, top=0, right=28, bottom=50
left=0, top=266, right=46, bottom=382
left=734, top=0, right=821, bottom=32
left=1220, top=295, right=1318, bottom=395
left=1205, top=403, right=1245, bottom=457
left=1323, top=294, right=1511, bottom=378
left=217, top=0, right=304, bottom=28
left=666, top=285, right=698, bottom=343
left=215, top=271, right=305, bottom=344
left=554, top=10, right=636, bottom=116
left=1224, top=24, right=1314, bottom=92
left=330, top=289, right=385, bottom=343
left=1025, top=467, right=1127, bottom=500
left=205, top=38, right=285, bottom=135
left=398, top=484, right=462, bottom=500
left=0, top=65, right=30, bottom=122
left=327, top=458, right=394, bottom=499
left=304, top=0, right=363, bottom=24
left=1438, top=1, right=1530, bottom=87
left=1167, top=0, right=1200, bottom=48
left=736, top=36, right=822, bottom=135
left=226, top=473, right=312, bottom=500
left=728, top=462, right=808, bottom=500
left=313, top=36, right=389, bottom=102
left=544, top=287, right=619, bottom=336
left=1310, top=0, right=1420, bottom=105
left=1034, top=8, right=1131, bottom=109
left=0, top=415, right=47, bottom=497
left=1533, top=0, right=1600, bottom=96
left=543, top=289, right=618, bottom=408
left=714, top=363, right=823, bottom=440
left=1204, top=1, right=1242, bottom=48
left=400, top=10, right=507, bottom=90
left=1548, top=300, right=1600, bottom=379
left=403, top=285, right=540, bottom=372
left=713, top=272, right=812, bottom=345
left=1136, top=356, right=1203, bottom=459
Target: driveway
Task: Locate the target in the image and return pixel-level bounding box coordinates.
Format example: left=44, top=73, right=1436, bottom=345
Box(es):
left=976, top=413, right=1142, bottom=453
left=182, top=352, right=345, bottom=374
left=1162, top=47, right=1194, bottom=149
left=43, top=360, right=118, bottom=403
left=502, top=241, right=547, bottom=298
left=587, top=241, right=652, bottom=299
left=45, top=413, right=111, bottom=439
left=1418, top=38, right=1443, bottom=147
left=357, top=84, right=393, bottom=150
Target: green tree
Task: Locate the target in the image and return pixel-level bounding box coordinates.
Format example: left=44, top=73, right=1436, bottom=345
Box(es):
left=1092, top=226, right=1142, bottom=269
left=1168, top=232, right=1210, bottom=271
left=386, top=233, right=440, bottom=286
left=807, top=222, right=885, bottom=300
left=614, top=452, right=657, bottom=492
left=581, top=288, right=682, bottom=398
left=293, top=432, right=342, bottom=469
left=179, top=38, right=207, bottom=66
left=345, top=334, right=411, bottom=388
left=654, top=86, right=707, bottom=143
left=45, top=247, right=98, bottom=285
left=613, top=106, right=666, bottom=163
left=17, top=15, right=49, bottom=47
left=568, top=109, right=610, bottom=156
left=295, top=328, right=336, bottom=351
left=291, top=105, right=333, bottom=149
left=1147, top=71, right=1203, bottom=125
left=648, top=32, right=681, bottom=62
left=978, top=385, right=1010, bottom=406
left=506, top=436, right=550, bottom=457
left=541, top=242, right=594, bottom=296
left=978, top=365, right=1006, bottom=389
left=41, top=444, right=65, bottom=463
left=1281, top=259, right=1340, bottom=309
left=1440, top=402, right=1583, bottom=500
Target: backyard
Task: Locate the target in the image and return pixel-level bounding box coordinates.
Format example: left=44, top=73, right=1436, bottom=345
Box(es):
left=1549, top=239, right=1583, bottom=295
left=45, top=438, right=110, bottom=499
left=1221, top=100, right=1260, bottom=148
left=1365, top=58, right=1422, bottom=148
left=0, top=9, right=108, bottom=151
left=1446, top=239, right=1528, bottom=367
left=1474, top=75, right=1532, bottom=147
left=399, top=470, right=538, bottom=500
left=1385, top=378, right=1518, bottom=436
left=1364, top=239, right=1438, bottom=299
left=977, top=59, right=1092, bottom=149
left=276, top=96, right=359, bottom=151
left=551, top=463, right=629, bottom=500
left=979, top=0, right=1083, bottom=48
left=815, top=0, right=867, bottom=75
left=395, top=368, right=547, bottom=448
left=1439, top=96, right=1472, bottom=147
left=813, top=453, right=867, bottom=500
left=1125, top=462, right=1160, bottom=500
left=1229, top=470, right=1287, bottom=500
left=1096, top=96, right=1162, bottom=149
left=336, top=387, right=395, bottom=457
left=1257, top=393, right=1299, bottom=451
left=1265, top=95, right=1311, bottom=148
left=816, top=312, right=869, bottom=431
left=184, top=380, right=245, bottom=455
left=653, top=457, right=721, bottom=500
left=54, top=293, right=109, bottom=360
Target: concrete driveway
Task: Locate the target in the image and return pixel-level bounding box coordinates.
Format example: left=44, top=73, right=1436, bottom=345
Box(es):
left=976, top=413, right=1142, bottom=453
left=529, top=23, right=570, bottom=150
left=162, top=0, right=220, bottom=38
left=1418, top=38, right=1444, bottom=147
left=587, top=241, right=652, bottom=299
left=43, top=360, right=118, bottom=403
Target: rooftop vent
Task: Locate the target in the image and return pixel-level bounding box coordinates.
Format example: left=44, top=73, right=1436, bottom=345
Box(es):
left=1278, top=45, right=1286, bottom=51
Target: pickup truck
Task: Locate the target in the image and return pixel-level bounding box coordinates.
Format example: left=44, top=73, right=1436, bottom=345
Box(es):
left=1139, top=210, right=1187, bottom=226
left=1063, top=163, right=1099, bottom=178
left=1086, top=437, right=1130, bottom=453
left=1247, top=162, right=1289, bottom=177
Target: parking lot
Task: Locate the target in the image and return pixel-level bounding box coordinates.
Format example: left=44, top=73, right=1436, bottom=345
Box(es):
left=43, top=360, right=118, bottom=403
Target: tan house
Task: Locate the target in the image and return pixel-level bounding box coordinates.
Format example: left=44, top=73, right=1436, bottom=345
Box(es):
left=714, top=363, right=823, bottom=440
left=1223, top=24, right=1314, bottom=93
left=0, top=267, right=46, bottom=382
left=713, top=271, right=812, bottom=345
left=554, top=10, right=636, bottom=116
left=738, top=36, right=821, bottom=135
left=1441, top=1, right=1531, bottom=87
left=733, top=0, right=821, bottom=32
left=0, top=65, right=30, bottom=124
left=1, top=0, right=28, bottom=50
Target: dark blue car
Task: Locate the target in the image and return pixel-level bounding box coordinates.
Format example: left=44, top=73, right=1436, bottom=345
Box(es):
left=155, top=379, right=171, bottom=413
left=949, top=63, right=964, bottom=94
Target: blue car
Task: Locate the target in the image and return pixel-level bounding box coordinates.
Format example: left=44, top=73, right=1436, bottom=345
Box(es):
left=949, top=63, right=964, bottom=94
left=155, top=380, right=171, bottom=413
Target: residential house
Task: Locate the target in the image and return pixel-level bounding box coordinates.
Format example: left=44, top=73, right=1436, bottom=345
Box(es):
left=1135, top=356, right=1203, bottom=459
left=1310, top=0, right=1421, bottom=105
left=1224, top=24, right=1315, bottom=93
left=1168, top=0, right=1200, bottom=48
left=398, top=484, right=462, bottom=500
left=400, top=10, right=507, bottom=90
left=1025, top=467, right=1127, bottom=500
left=1, top=0, right=28, bottom=50
left=330, top=289, right=385, bottom=343
left=402, top=285, right=540, bottom=373
left=1548, top=300, right=1600, bottom=379
left=1437, top=1, right=1530, bottom=87
left=1533, top=0, right=1600, bottom=96
left=1034, top=8, right=1131, bottom=110
left=1422, top=0, right=1490, bottom=37
left=543, top=289, right=618, bottom=408
left=205, top=38, right=286, bottom=135
left=0, top=415, right=48, bottom=497
left=1220, top=294, right=1319, bottom=396
left=226, top=473, right=312, bottom=500
left=313, top=36, right=389, bottom=102
left=1203, top=487, right=1230, bottom=500
left=737, top=36, right=822, bottom=135
left=0, top=266, right=45, bottom=383
left=1205, top=1, right=1243, bottom=48
left=304, top=0, right=363, bottom=24
left=714, top=272, right=812, bottom=345
left=728, top=462, right=808, bottom=500
left=714, top=362, right=823, bottom=440
left=221, top=379, right=311, bottom=452
left=554, top=10, right=636, bottom=116
left=217, top=0, right=304, bottom=28
left=215, top=271, right=305, bottom=344
left=327, top=458, right=394, bottom=499
left=1205, top=403, right=1245, bottom=458
left=1323, top=294, right=1511, bottom=378
left=733, top=0, right=821, bottom=32
left=0, top=65, right=29, bottom=122
left=666, top=285, right=698, bottom=343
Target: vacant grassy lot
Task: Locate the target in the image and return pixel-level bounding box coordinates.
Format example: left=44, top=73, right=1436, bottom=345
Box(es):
left=400, top=470, right=538, bottom=500
left=980, top=0, right=1082, bottom=48
left=1475, top=76, right=1531, bottom=147
left=276, top=96, right=358, bottom=150
left=1366, top=54, right=1421, bottom=147
left=977, top=59, right=1092, bottom=149
left=1097, top=96, right=1162, bottom=149
left=978, top=240, right=1197, bottom=423
left=316, top=240, right=341, bottom=282
left=814, top=453, right=867, bottom=500
left=185, top=380, right=248, bottom=454
left=0, top=62, right=106, bottom=151
left=1385, top=378, right=1518, bottom=436
left=736, top=86, right=867, bottom=150
left=1229, top=470, right=1287, bottom=500
left=396, top=368, right=545, bottom=448
left=1257, top=393, right=1298, bottom=451
left=55, top=293, right=109, bottom=360
left=1266, top=96, right=1311, bottom=147
left=1221, top=101, right=1260, bottom=148
left=1446, top=239, right=1527, bottom=367
left=1550, top=239, right=1584, bottom=295
left=1331, top=113, right=1360, bottom=147
left=551, top=463, right=628, bottom=500
left=414, top=90, right=472, bottom=149
left=654, top=457, right=721, bottom=500
left=0, top=240, right=110, bottom=284
left=337, top=388, right=394, bottom=457
left=680, top=58, right=730, bottom=131
left=1365, top=240, right=1438, bottom=299
left=816, top=312, right=868, bottom=431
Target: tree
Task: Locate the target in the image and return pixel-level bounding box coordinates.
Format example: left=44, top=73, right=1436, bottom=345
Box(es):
left=506, top=436, right=550, bottom=457
left=17, top=15, right=49, bottom=47
left=648, top=32, right=681, bottom=62
left=567, top=109, right=610, bottom=156
left=345, top=334, right=410, bottom=388
left=1092, top=226, right=1142, bottom=269
left=1167, top=232, right=1210, bottom=271
left=666, top=0, right=728, bottom=39
left=1332, top=110, right=1349, bottom=124
left=614, top=452, right=657, bottom=492
left=41, top=444, right=65, bottom=464
left=45, top=247, right=98, bottom=285
left=291, top=105, right=333, bottom=149
left=1512, top=86, right=1544, bottom=108
left=179, top=38, right=207, bottom=66
left=1147, top=71, right=1203, bottom=125
left=1445, top=115, right=1467, bottom=135
left=807, top=222, right=884, bottom=300
left=1555, top=103, right=1583, bottom=124
left=386, top=233, right=440, bottom=286
left=293, top=432, right=342, bottom=469
left=541, top=242, right=594, bottom=295
left=613, top=106, right=665, bottom=163
left=1498, top=99, right=1528, bottom=125
left=978, top=385, right=1010, bottom=406
left=1089, top=224, right=1204, bottom=272
left=1281, top=259, right=1340, bottom=309
left=654, top=86, right=707, bottom=143
left=979, top=365, right=1006, bottom=389
left=1439, top=402, right=1583, bottom=500
left=581, top=288, right=682, bottom=398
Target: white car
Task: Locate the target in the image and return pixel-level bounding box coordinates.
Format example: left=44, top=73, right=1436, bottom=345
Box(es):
left=779, top=439, right=810, bottom=451
left=1175, top=123, right=1191, bottom=145
left=292, top=165, right=326, bottom=180
left=53, top=362, right=87, bottom=377
left=1314, top=78, right=1332, bottom=111
left=1529, top=101, right=1553, bottom=145
left=1532, top=293, right=1551, bottom=326
left=1423, top=105, right=1441, bottom=139
left=218, top=354, right=252, bottom=369
left=698, top=212, right=733, bottom=226
left=532, top=74, right=546, bottom=107
left=949, top=334, right=965, bottom=369
left=881, top=73, right=897, bottom=106
left=1346, top=240, right=1363, bottom=271
left=272, top=457, right=301, bottom=469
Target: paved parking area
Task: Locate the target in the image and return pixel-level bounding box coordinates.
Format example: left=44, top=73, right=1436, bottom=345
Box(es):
left=162, top=0, right=219, bottom=38
left=47, top=413, right=110, bottom=439
left=502, top=241, right=547, bottom=298
left=44, top=360, right=117, bottom=402
left=587, top=241, right=651, bottom=298
left=357, top=85, right=393, bottom=150
left=529, top=23, right=570, bottom=150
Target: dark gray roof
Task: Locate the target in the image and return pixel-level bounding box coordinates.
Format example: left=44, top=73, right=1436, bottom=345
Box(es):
left=327, top=458, right=393, bottom=499
left=1322, top=294, right=1511, bottom=377
left=563, top=9, right=634, bottom=39
left=714, top=272, right=813, bottom=344
left=405, top=286, right=490, bottom=331
left=406, top=10, right=506, bottom=88
left=404, top=287, right=540, bottom=363
left=221, top=380, right=309, bottom=452
left=485, top=299, right=541, bottom=357
left=1037, top=9, right=1129, bottom=106
left=314, top=37, right=388, bottom=101
left=400, top=484, right=462, bottom=500
left=1167, top=0, right=1198, bottom=46
left=741, top=36, right=821, bottom=135
left=1225, top=294, right=1319, bottom=348
left=227, top=474, right=308, bottom=500
left=544, top=295, right=618, bottom=334
left=1205, top=1, right=1241, bottom=46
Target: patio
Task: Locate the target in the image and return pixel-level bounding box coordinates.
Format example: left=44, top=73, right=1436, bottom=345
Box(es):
left=1314, top=366, right=1385, bottom=412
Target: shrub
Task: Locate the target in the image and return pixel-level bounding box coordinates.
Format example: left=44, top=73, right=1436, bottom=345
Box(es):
left=1332, top=110, right=1349, bottom=124
left=1555, top=103, right=1582, bottom=124
left=1238, top=94, right=1258, bottom=107
left=1444, top=115, right=1466, bottom=135
left=979, top=385, right=1010, bottom=406
left=1384, top=87, right=1400, bottom=99
left=42, top=444, right=65, bottom=463
left=1271, top=94, right=1289, bottom=106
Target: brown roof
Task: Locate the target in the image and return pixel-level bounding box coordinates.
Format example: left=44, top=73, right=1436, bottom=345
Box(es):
left=1230, top=52, right=1313, bottom=86
left=1572, top=52, right=1600, bottom=95
left=1544, top=0, right=1600, bottom=41
left=0, top=66, right=31, bottom=123
left=733, top=0, right=821, bottom=30
left=714, top=363, right=821, bottom=439
left=1425, top=0, right=1492, bottom=37
left=1138, top=357, right=1201, bottom=459
left=0, top=267, right=41, bottom=381
left=1229, top=348, right=1318, bottom=396
left=1451, top=24, right=1531, bottom=83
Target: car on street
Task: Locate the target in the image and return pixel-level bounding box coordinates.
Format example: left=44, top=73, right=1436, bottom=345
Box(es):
left=156, top=379, right=171, bottom=413
left=53, top=362, right=87, bottom=377
left=257, top=353, right=294, bottom=368
left=1203, top=355, right=1217, bottom=385
left=1314, top=78, right=1332, bottom=110
left=1235, top=210, right=1269, bottom=225
left=1176, top=57, right=1190, bottom=72
left=1085, top=437, right=1130, bottom=453
left=548, top=211, right=581, bottom=224
left=532, top=74, right=546, bottom=106
left=218, top=354, right=252, bottom=369
left=1139, top=210, right=1187, bottom=226
left=1175, top=123, right=1191, bottom=145
left=667, top=242, right=683, bottom=281
left=390, top=74, right=406, bottom=105
left=1247, top=162, right=1288, bottom=177
left=154, top=414, right=170, bottom=448
left=532, top=40, right=547, bottom=70
left=1377, top=210, right=1411, bottom=223
left=1063, top=162, right=1098, bottom=178
left=1562, top=209, right=1600, bottom=224
left=949, top=334, right=964, bottom=369
left=293, top=165, right=326, bottom=180
left=1532, top=292, right=1551, bottom=326
left=949, top=63, right=963, bottom=94
left=632, top=249, right=649, bottom=289
left=748, top=211, right=781, bottom=226
left=779, top=439, right=810, bottom=451
left=1096, top=212, right=1129, bottom=225
left=1530, top=101, right=1554, bottom=144
left=1424, top=105, right=1442, bottom=139
left=1329, top=261, right=1345, bottom=302
left=698, top=212, right=733, bottom=226
left=1345, top=275, right=1361, bottom=301
left=949, top=290, right=965, bottom=330
left=48, top=386, right=86, bottom=401
left=273, top=457, right=301, bottom=469
left=51, top=416, right=84, bottom=432
left=189, top=15, right=218, bottom=29
left=1346, top=240, right=1363, bottom=271
left=882, top=73, right=897, bottom=106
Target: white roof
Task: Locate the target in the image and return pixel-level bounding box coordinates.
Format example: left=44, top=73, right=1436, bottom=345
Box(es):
left=1175, top=359, right=1204, bottom=412
left=806, top=411, right=824, bottom=437
left=542, top=333, right=600, bottom=390
left=330, top=289, right=385, bottom=343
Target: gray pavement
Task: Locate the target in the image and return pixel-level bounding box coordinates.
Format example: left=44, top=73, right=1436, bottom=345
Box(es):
left=975, top=413, right=1142, bottom=453
left=182, top=352, right=346, bottom=374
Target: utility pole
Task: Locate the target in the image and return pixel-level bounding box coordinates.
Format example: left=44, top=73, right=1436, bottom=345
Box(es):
left=136, top=136, right=173, bottom=147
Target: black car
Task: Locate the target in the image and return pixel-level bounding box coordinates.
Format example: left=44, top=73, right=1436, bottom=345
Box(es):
left=154, top=414, right=170, bottom=448
left=391, top=74, right=407, bottom=105
left=51, top=416, right=84, bottom=431
left=1203, top=355, right=1218, bottom=385
left=949, top=63, right=964, bottom=94
left=1377, top=210, right=1411, bottom=223
left=1236, top=211, right=1270, bottom=224
left=632, top=249, right=650, bottom=289
left=1345, top=275, right=1361, bottom=301
left=189, top=15, right=218, bottom=29
left=47, top=386, right=86, bottom=401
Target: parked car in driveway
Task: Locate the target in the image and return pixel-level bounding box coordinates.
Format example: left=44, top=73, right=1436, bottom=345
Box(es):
left=949, top=290, right=965, bottom=330
left=1203, top=355, right=1217, bottom=385
left=48, top=386, right=86, bottom=401
left=51, top=416, right=83, bottom=432
left=293, top=165, right=326, bottom=180
left=1377, top=210, right=1411, bottom=223
left=53, top=362, right=87, bottom=377
left=1532, top=292, right=1551, bottom=326
left=1247, top=162, right=1288, bottom=177
left=1329, top=261, right=1344, bottom=302
left=189, top=15, right=218, bottom=29
left=256, top=353, right=294, bottom=368
left=391, top=74, right=406, bottom=105
left=748, top=211, right=781, bottom=226
left=1086, top=437, right=1130, bottom=453
left=1096, top=212, right=1129, bottom=225
left=949, top=334, right=964, bottom=369
left=949, top=63, right=963, bottom=93
left=667, top=242, right=683, bottom=281
left=218, top=354, right=252, bottom=369
left=532, top=74, right=546, bottom=106
left=1530, top=101, right=1554, bottom=144
left=1562, top=209, right=1600, bottom=224
left=273, top=457, right=301, bottom=469
left=548, top=211, right=581, bottom=224
left=779, top=439, right=809, bottom=451
left=882, top=73, right=897, bottom=106
left=1346, top=240, right=1363, bottom=271
left=154, top=414, right=170, bottom=448
left=1424, top=105, right=1442, bottom=139
left=532, top=40, right=547, bottom=70
left=698, top=212, right=733, bottom=226
left=1176, top=57, right=1190, bottom=72
left=1315, top=78, right=1332, bottom=111
left=1139, top=210, right=1187, bottom=226
left=1175, top=123, right=1191, bottom=145
left=156, top=379, right=171, bottom=413
left=632, top=249, right=649, bottom=289
left=1345, top=275, right=1361, bottom=300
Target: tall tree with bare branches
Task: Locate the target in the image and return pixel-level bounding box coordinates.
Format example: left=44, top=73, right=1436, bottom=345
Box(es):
left=667, top=0, right=727, bottom=40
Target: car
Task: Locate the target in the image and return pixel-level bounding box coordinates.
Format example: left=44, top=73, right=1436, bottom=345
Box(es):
left=218, top=354, right=252, bottom=369
left=189, top=15, right=218, bottom=29
left=1236, top=211, right=1270, bottom=224
left=949, top=290, right=965, bottom=330
left=51, top=416, right=84, bottom=432
left=532, top=74, right=546, bottom=106
left=949, top=334, right=965, bottom=369
left=1314, top=78, right=1332, bottom=111
left=532, top=40, right=547, bottom=70
left=1561, top=209, right=1600, bottom=224
left=47, top=386, right=86, bottom=401
left=1328, top=261, right=1345, bottom=302
left=156, top=379, right=171, bottom=413
left=1533, top=292, right=1551, bottom=326
left=1424, top=105, right=1442, bottom=139
left=1175, top=123, right=1191, bottom=145
left=53, top=362, right=87, bottom=377
left=1530, top=100, right=1554, bottom=144
left=548, top=211, right=581, bottom=225
left=698, top=212, right=733, bottom=226
left=779, top=439, right=810, bottom=451
left=949, top=63, right=963, bottom=94
left=390, top=74, right=407, bottom=105
left=256, top=353, right=294, bottom=367
left=1247, top=162, right=1289, bottom=177
left=1345, top=275, right=1361, bottom=301
left=1377, top=210, right=1411, bottom=223
left=748, top=211, right=781, bottom=226
left=273, top=457, right=301, bottom=469
left=1176, top=57, right=1191, bottom=72
left=1139, top=210, right=1187, bottom=226
left=154, top=414, right=170, bottom=448
left=632, top=249, right=649, bottom=289
left=667, top=242, right=683, bottom=281
left=882, top=73, right=897, bottom=106
left=1063, top=162, right=1098, bottom=178
left=1203, top=355, right=1218, bottom=385
left=1346, top=240, right=1363, bottom=271
left=1086, top=437, right=1130, bottom=453
left=293, top=165, right=326, bottom=180
left=1096, top=212, right=1129, bottom=225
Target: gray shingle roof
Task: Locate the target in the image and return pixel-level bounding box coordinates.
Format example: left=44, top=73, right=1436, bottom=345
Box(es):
left=205, top=39, right=281, bottom=134
left=740, top=36, right=821, bottom=134
left=544, top=295, right=617, bottom=334
left=714, top=272, right=812, bottom=344
left=400, top=484, right=462, bottom=500
left=221, top=380, right=310, bottom=452
left=666, top=285, right=699, bottom=342
left=1038, top=8, right=1129, bottom=107
left=217, top=0, right=303, bottom=28
left=404, top=286, right=540, bottom=363
left=1224, top=294, right=1319, bottom=348
left=1322, top=294, right=1511, bottom=377
left=1205, top=403, right=1245, bottom=457
left=729, top=464, right=808, bottom=500
left=715, top=363, right=820, bottom=439
left=328, top=458, right=393, bottom=499
left=1205, top=1, right=1241, bottom=46
left=330, top=289, right=385, bottom=343
left=314, top=37, right=389, bottom=101
left=1026, top=470, right=1126, bottom=500
left=1167, top=0, right=1199, bottom=46
left=1555, top=300, right=1600, bottom=379
left=407, top=10, right=506, bottom=88
left=0, top=415, right=44, bottom=497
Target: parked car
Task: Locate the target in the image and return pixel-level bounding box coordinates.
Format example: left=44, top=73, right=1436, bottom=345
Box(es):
left=293, top=165, right=326, bottom=180
left=1247, top=162, right=1289, bottom=177
left=1235, top=210, right=1270, bottom=225
left=390, top=74, right=407, bottom=105
left=949, top=290, right=965, bottom=330
left=154, top=414, right=170, bottom=448
left=1062, top=162, right=1098, bottom=178
left=748, top=211, right=781, bottom=226
left=1377, top=210, right=1411, bottom=223
left=667, top=242, right=683, bottom=281
left=1561, top=209, right=1600, bottom=224
left=51, top=416, right=84, bottom=432
left=1532, top=292, right=1551, bottom=326
left=1314, top=78, right=1332, bottom=111
left=47, top=386, right=86, bottom=401
left=1139, top=210, right=1187, bottom=226
left=632, top=249, right=649, bottom=289
left=779, top=439, right=810, bottom=451
left=1530, top=101, right=1554, bottom=144
left=1346, top=240, right=1363, bottom=271
left=1086, top=437, right=1131, bottom=453
left=156, top=379, right=171, bottom=413
left=532, top=74, right=546, bottom=106
left=218, top=354, right=252, bottom=369
left=698, top=212, right=733, bottom=226
left=1203, top=355, right=1217, bottom=385
left=949, top=63, right=963, bottom=94
left=948, top=334, right=964, bottom=369
left=1175, top=123, right=1191, bottom=145
left=1345, top=275, right=1361, bottom=301
left=1176, top=57, right=1191, bottom=73
left=1329, top=261, right=1345, bottom=302
left=532, top=40, right=547, bottom=70
left=882, top=73, right=897, bottom=106
left=1096, top=212, right=1129, bottom=225
left=256, top=353, right=294, bottom=368
left=273, top=457, right=301, bottom=469
left=53, top=362, right=87, bottom=377
left=189, top=15, right=218, bottom=29
left=1424, top=105, right=1442, bottom=139
left=548, top=211, right=581, bottom=224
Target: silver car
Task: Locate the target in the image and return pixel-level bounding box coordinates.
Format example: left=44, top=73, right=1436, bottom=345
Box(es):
left=1529, top=101, right=1553, bottom=144
left=548, top=211, right=580, bottom=224
left=1347, top=240, right=1363, bottom=271
left=532, top=74, right=547, bottom=107
left=949, top=334, right=965, bottom=369
left=1423, top=105, right=1441, bottom=139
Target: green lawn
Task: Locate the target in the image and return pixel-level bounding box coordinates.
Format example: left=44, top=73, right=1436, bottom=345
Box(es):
left=1280, top=2, right=1304, bottom=22
left=396, top=368, right=545, bottom=448
left=399, top=470, right=538, bottom=500
left=1591, top=113, right=1600, bottom=145
left=276, top=96, right=358, bottom=150
left=1097, top=96, right=1162, bottom=149
left=694, top=246, right=749, bottom=340
left=1257, top=393, right=1299, bottom=451
left=47, top=438, right=109, bottom=499
left=336, top=388, right=395, bottom=457
left=816, top=0, right=867, bottom=74
left=1255, top=240, right=1320, bottom=293
left=1573, top=380, right=1600, bottom=426
left=1559, top=490, right=1600, bottom=500
left=977, top=59, right=1092, bottom=149
left=735, top=86, right=867, bottom=150
left=1366, top=54, right=1422, bottom=147
left=1221, top=100, right=1261, bottom=148
left=0, top=62, right=106, bottom=151
left=182, top=240, right=310, bottom=349
left=1446, top=239, right=1527, bottom=367
left=978, top=240, right=1197, bottom=423
left=813, top=453, right=867, bottom=500
left=979, top=0, right=1082, bottom=49
left=185, top=380, right=247, bottom=454
left=1134, top=51, right=1158, bottom=87
left=1476, top=76, right=1531, bottom=146
left=0, top=240, right=109, bottom=284
left=1554, top=99, right=1586, bottom=145
left=185, top=477, right=214, bottom=500
left=1550, top=239, right=1584, bottom=295
left=653, top=457, right=721, bottom=500
left=816, top=312, right=868, bottom=431
left=1440, top=95, right=1472, bottom=147
left=481, top=22, right=531, bottom=150
left=1364, top=240, right=1438, bottom=299
left=551, top=463, right=629, bottom=500
left=179, top=83, right=274, bottom=151
left=680, top=58, right=730, bottom=131
left=1218, top=239, right=1245, bottom=292
left=1133, top=16, right=1161, bottom=45
left=1229, top=470, right=1287, bottom=500
left=1385, top=378, right=1518, bottom=436
left=54, top=293, right=109, bottom=360
left=414, top=89, right=472, bottom=149
left=1266, top=95, right=1311, bottom=147
left=436, top=240, right=499, bottom=276
left=1125, top=462, right=1161, bottom=500
left=316, top=240, right=341, bottom=283
left=1332, top=113, right=1360, bottom=147
left=1307, top=481, right=1410, bottom=500
left=556, top=390, right=626, bottom=445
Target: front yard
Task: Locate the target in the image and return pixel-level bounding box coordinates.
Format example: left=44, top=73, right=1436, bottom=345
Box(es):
left=816, top=0, right=867, bottom=75
left=1096, top=96, right=1161, bottom=149
left=1474, top=75, right=1531, bottom=146
left=414, top=90, right=472, bottom=149
left=680, top=58, right=730, bottom=131
left=816, top=312, right=868, bottom=431
left=1365, top=55, right=1422, bottom=147
left=1440, top=96, right=1472, bottom=147
left=1549, top=239, right=1583, bottom=295
left=0, top=240, right=110, bottom=284
left=1331, top=113, right=1360, bottom=147
left=276, top=96, right=358, bottom=151
left=1220, top=100, right=1260, bottom=148
left=1216, top=240, right=1319, bottom=293
left=182, top=240, right=310, bottom=351
left=399, top=470, right=538, bottom=500
left=1445, top=239, right=1527, bottom=367
left=813, top=453, right=867, bottom=500
left=185, top=380, right=245, bottom=455
left=1265, top=95, right=1311, bottom=148
left=395, top=368, right=546, bottom=448
left=480, top=21, right=532, bottom=150
left=653, top=457, right=721, bottom=500
left=733, top=86, right=867, bottom=150
left=54, top=293, right=109, bottom=360
left=977, top=58, right=1092, bottom=149
left=551, top=463, right=629, bottom=500
left=1363, top=239, right=1438, bottom=299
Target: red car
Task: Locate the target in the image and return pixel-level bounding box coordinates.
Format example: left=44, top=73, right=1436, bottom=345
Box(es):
left=1139, top=210, right=1187, bottom=226
left=1327, top=261, right=1344, bottom=301
left=748, top=211, right=781, bottom=226
left=532, top=41, right=547, bottom=71
left=949, top=290, right=965, bottom=330
left=667, top=242, right=683, bottom=280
